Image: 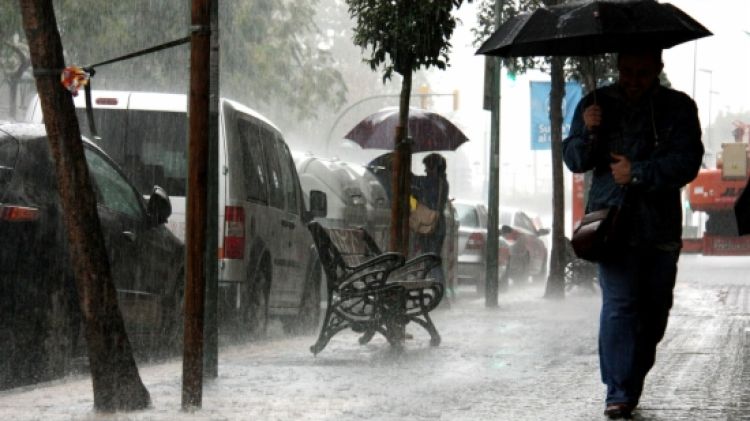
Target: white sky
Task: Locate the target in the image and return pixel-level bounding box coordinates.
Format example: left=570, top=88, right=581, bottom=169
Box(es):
left=422, top=0, right=750, bottom=206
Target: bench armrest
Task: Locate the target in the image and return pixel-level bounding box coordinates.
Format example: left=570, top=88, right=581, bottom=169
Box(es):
left=388, top=253, right=441, bottom=283
left=337, top=252, right=406, bottom=292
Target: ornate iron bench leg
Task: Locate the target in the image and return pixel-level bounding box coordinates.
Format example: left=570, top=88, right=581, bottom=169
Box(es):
left=358, top=328, right=377, bottom=345
left=310, top=305, right=349, bottom=355
left=405, top=313, right=441, bottom=346
left=381, top=288, right=407, bottom=350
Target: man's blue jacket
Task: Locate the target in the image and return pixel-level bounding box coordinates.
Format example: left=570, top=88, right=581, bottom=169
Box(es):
left=563, top=83, right=704, bottom=248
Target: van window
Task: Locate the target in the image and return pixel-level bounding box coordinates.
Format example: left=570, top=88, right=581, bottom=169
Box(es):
left=274, top=137, right=299, bottom=215
left=262, top=136, right=285, bottom=210
left=237, top=119, right=268, bottom=203
left=75, top=108, right=188, bottom=197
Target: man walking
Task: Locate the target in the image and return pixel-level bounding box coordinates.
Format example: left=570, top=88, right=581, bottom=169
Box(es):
left=563, top=50, right=704, bottom=419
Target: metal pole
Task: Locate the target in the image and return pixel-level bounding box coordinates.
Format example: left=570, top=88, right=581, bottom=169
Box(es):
left=699, top=68, right=713, bottom=145
left=203, top=0, right=219, bottom=380
left=691, top=41, right=697, bottom=99
left=485, top=0, right=502, bottom=307
left=183, top=0, right=211, bottom=409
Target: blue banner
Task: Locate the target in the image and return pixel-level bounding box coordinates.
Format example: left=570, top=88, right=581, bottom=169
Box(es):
left=530, top=81, right=583, bottom=150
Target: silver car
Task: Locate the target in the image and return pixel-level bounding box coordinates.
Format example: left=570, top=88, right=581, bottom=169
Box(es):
left=454, top=201, right=550, bottom=293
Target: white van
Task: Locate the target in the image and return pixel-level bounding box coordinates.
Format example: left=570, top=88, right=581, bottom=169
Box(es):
left=26, top=91, right=326, bottom=334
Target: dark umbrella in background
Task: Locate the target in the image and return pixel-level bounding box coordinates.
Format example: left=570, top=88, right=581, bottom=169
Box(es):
left=344, top=107, right=469, bottom=153
left=476, top=0, right=712, bottom=58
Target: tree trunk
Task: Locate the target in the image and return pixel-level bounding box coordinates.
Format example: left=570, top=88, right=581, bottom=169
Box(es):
left=19, top=0, right=150, bottom=411
left=544, top=56, right=566, bottom=299
left=389, top=70, right=413, bottom=255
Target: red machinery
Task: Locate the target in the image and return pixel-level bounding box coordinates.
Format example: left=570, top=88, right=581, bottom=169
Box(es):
left=687, top=121, right=750, bottom=255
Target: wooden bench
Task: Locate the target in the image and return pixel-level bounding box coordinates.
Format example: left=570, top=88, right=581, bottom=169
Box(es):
left=307, top=222, right=444, bottom=355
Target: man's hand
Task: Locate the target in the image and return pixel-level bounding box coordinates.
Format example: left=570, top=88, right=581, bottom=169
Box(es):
left=583, top=104, right=602, bottom=131
left=610, top=153, right=632, bottom=185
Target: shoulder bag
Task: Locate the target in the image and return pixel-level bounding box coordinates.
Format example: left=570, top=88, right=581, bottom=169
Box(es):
left=409, top=178, right=443, bottom=234
left=570, top=206, right=621, bottom=262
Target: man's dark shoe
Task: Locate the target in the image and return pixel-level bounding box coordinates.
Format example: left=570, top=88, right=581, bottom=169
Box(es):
left=603, top=403, right=634, bottom=419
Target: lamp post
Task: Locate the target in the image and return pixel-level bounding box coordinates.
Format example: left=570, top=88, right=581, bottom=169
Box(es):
left=698, top=68, right=713, bottom=145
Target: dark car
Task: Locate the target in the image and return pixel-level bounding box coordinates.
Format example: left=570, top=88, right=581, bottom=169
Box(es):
left=0, top=123, right=184, bottom=388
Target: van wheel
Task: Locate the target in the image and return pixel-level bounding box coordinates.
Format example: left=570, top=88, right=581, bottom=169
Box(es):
left=243, top=267, right=269, bottom=339
left=285, top=259, right=322, bottom=335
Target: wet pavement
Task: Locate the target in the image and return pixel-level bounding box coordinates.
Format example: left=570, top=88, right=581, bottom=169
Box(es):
left=0, top=254, right=748, bottom=420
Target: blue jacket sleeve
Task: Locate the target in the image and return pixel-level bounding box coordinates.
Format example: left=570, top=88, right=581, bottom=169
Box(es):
left=629, top=94, right=704, bottom=191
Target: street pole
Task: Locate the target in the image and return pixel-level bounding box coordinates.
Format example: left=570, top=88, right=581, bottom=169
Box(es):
left=183, top=0, right=212, bottom=409
left=203, top=0, right=219, bottom=380
left=485, top=0, right=502, bottom=307
left=699, top=68, right=713, bottom=146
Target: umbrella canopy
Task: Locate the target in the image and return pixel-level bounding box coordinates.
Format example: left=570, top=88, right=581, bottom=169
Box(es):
left=476, top=0, right=712, bottom=57
left=344, top=107, right=469, bottom=153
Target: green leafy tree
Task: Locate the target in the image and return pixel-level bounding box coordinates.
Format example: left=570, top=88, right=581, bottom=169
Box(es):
left=346, top=0, right=473, bottom=254
left=220, top=0, right=347, bottom=121
left=2, top=1, right=347, bottom=121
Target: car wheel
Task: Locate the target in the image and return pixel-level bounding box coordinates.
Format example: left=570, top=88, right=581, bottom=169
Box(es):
left=284, top=257, right=322, bottom=335
left=531, top=254, right=548, bottom=283
left=509, top=252, right=530, bottom=284
left=243, top=266, right=269, bottom=339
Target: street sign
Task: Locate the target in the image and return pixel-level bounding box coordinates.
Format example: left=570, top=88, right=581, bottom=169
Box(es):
left=530, top=81, right=582, bottom=150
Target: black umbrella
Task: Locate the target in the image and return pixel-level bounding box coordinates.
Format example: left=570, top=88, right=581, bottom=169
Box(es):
left=476, top=0, right=712, bottom=57
left=344, top=107, right=469, bottom=153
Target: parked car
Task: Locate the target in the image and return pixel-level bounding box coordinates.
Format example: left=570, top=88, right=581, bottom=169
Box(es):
left=0, top=122, right=184, bottom=388
left=454, top=200, right=489, bottom=291
left=499, top=207, right=550, bottom=285
left=454, top=200, right=549, bottom=293
left=25, top=91, right=327, bottom=338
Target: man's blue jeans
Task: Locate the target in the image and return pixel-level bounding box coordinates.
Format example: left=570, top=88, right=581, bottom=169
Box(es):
left=598, top=247, right=679, bottom=405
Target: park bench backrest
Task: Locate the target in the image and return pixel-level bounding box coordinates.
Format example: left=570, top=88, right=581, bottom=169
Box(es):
left=308, top=222, right=384, bottom=283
